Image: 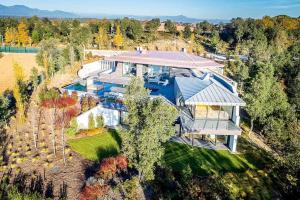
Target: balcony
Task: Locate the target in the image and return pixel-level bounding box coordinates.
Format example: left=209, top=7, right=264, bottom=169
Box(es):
left=179, top=107, right=241, bottom=136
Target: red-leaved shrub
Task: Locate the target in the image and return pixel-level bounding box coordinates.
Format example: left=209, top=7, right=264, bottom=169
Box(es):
left=98, top=155, right=128, bottom=178
left=115, top=155, right=128, bottom=170
left=99, top=157, right=117, bottom=177
left=79, top=184, right=109, bottom=200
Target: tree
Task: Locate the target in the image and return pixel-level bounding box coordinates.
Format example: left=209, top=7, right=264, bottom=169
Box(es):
left=216, top=40, right=229, bottom=54
left=29, top=67, right=39, bottom=91
left=31, top=29, right=41, bottom=44
left=69, top=26, right=92, bottom=63
left=144, top=18, right=160, bottom=33
left=96, top=115, right=104, bottom=128
left=210, top=31, right=220, bottom=52
left=0, top=94, right=12, bottom=127
left=17, top=21, right=30, bottom=46
left=88, top=113, right=95, bottom=129
left=244, top=63, right=288, bottom=133
left=13, top=62, right=26, bottom=125
left=36, top=39, right=66, bottom=79
left=164, top=20, right=177, bottom=35
left=188, top=33, right=195, bottom=53
left=183, top=24, right=192, bottom=39
left=56, top=96, right=78, bottom=164
left=5, top=27, right=17, bottom=45
left=122, top=77, right=178, bottom=181
left=39, top=88, right=60, bottom=156
left=113, top=25, right=123, bottom=49
left=95, top=26, right=109, bottom=49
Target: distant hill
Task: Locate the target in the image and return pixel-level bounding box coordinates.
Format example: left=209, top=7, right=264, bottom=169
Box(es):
left=0, top=4, right=78, bottom=18
left=0, top=4, right=229, bottom=24
left=82, top=13, right=229, bottom=24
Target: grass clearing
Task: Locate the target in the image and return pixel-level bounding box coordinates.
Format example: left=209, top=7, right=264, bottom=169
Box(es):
left=67, top=129, right=122, bottom=161
left=164, top=137, right=270, bottom=175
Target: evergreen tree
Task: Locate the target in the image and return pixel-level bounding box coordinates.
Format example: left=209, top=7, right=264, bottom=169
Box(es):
left=88, top=113, right=95, bottom=129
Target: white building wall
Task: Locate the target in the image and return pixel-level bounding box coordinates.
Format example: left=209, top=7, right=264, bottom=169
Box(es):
left=76, top=105, right=120, bottom=129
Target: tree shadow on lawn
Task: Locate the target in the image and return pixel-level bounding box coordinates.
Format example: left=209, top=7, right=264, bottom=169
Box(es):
left=108, top=128, right=122, bottom=148
left=163, top=140, right=271, bottom=176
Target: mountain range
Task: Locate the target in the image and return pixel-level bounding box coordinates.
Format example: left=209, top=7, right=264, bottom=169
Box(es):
left=0, top=4, right=229, bottom=24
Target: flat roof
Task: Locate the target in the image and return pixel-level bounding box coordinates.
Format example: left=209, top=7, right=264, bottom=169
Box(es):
left=106, top=50, right=223, bottom=69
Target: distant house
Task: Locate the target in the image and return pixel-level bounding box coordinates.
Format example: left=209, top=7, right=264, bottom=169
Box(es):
left=63, top=49, right=245, bottom=152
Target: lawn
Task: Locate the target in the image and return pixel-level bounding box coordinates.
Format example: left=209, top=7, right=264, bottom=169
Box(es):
left=164, top=140, right=268, bottom=175
left=67, top=129, right=122, bottom=161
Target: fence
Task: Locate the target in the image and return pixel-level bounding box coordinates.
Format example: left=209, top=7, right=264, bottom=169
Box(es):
left=0, top=46, right=39, bottom=53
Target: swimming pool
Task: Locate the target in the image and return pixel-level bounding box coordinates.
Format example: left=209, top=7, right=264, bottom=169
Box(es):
left=64, top=83, right=87, bottom=91
left=64, top=81, right=125, bottom=97
left=93, top=81, right=124, bottom=96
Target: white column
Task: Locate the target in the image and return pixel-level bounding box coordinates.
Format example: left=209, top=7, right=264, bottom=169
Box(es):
left=232, top=106, right=240, bottom=126
left=228, top=135, right=238, bottom=152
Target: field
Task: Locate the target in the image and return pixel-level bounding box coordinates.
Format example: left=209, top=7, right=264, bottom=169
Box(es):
left=0, top=53, right=41, bottom=92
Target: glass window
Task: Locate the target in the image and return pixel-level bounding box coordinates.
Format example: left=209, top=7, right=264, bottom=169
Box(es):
left=123, top=62, right=136, bottom=76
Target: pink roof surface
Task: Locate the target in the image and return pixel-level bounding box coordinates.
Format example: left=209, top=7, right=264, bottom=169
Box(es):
left=106, top=51, right=223, bottom=69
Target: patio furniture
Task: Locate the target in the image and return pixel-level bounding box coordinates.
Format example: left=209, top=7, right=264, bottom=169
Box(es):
left=148, top=75, right=161, bottom=83
left=159, top=79, right=169, bottom=86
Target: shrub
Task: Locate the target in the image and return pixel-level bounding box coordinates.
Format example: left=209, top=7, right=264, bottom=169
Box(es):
left=95, top=115, right=104, bottom=128
left=79, top=184, right=109, bottom=200
left=99, top=157, right=117, bottom=178
left=115, top=155, right=128, bottom=170
left=88, top=113, right=95, bottom=129
left=122, top=176, right=139, bottom=200
left=99, top=155, right=128, bottom=178
left=81, top=96, right=89, bottom=112
left=88, top=96, right=98, bottom=108
left=66, top=118, right=78, bottom=136
left=77, top=128, right=107, bottom=137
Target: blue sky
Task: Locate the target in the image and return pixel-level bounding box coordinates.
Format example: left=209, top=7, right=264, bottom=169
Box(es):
left=1, top=0, right=300, bottom=19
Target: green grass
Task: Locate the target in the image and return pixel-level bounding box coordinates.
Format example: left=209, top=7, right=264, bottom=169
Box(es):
left=67, top=129, right=121, bottom=161
left=164, top=140, right=267, bottom=175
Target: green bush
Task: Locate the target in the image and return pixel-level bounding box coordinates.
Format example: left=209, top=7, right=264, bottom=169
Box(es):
left=96, top=115, right=104, bottom=128
left=88, top=113, right=95, bottom=129
left=66, top=118, right=78, bottom=136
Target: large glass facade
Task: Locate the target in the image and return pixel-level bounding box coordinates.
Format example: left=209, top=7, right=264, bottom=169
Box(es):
left=148, top=65, right=170, bottom=79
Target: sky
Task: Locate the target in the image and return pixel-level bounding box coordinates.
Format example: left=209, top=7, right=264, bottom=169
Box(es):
left=0, top=0, right=300, bottom=19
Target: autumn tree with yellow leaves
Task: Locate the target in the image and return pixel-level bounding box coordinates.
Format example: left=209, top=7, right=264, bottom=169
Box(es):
left=95, top=26, right=109, bottom=49
left=188, top=33, right=195, bottom=53
left=113, top=25, right=123, bottom=49
left=13, top=62, right=26, bottom=125
left=17, top=21, right=30, bottom=46
left=5, top=27, right=17, bottom=45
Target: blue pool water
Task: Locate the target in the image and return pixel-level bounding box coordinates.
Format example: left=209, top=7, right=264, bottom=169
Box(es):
left=93, top=81, right=123, bottom=96
left=64, top=83, right=87, bottom=91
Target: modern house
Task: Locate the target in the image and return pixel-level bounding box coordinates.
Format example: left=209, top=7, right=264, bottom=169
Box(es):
left=63, top=49, right=245, bottom=152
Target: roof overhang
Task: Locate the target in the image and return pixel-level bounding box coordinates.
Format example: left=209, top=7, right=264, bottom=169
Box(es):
left=184, top=101, right=246, bottom=106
